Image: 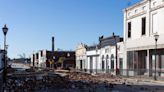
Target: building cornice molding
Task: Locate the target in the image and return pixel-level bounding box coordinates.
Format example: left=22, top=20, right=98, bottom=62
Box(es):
left=127, top=11, right=147, bottom=20
left=126, top=3, right=164, bottom=21
left=151, top=3, right=164, bottom=12
left=127, top=44, right=164, bottom=51
left=126, top=1, right=164, bottom=20
left=125, top=0, right=148, bottom=11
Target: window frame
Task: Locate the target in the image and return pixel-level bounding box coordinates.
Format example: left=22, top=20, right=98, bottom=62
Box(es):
left=141, top=17, right=146, bottom=36
left=128, top=22, right=131, bottom=38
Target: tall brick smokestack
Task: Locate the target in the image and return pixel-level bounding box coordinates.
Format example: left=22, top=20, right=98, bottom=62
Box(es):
left=52, top=36, right=55, bottom=52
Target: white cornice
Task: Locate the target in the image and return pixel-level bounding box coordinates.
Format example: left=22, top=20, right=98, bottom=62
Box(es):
left=151, top=3, right=164, bottom=11
left=127, top=44, right=164, bottom=51
left=125, top=0, right=148, bottom=11
left=127, top=11, right=147, bottom=20
left=126, top=3, right=164, bottom=20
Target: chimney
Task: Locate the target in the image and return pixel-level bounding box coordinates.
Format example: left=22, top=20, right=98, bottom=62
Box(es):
left=52, top=36, right=55, bottom=52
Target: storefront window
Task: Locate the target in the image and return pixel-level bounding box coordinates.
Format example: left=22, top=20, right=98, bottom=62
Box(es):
left=127, top=51, right=134, bottom=69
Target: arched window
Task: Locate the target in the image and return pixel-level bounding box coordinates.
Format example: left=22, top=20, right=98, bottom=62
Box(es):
left=102, top=55, right=105, bottom=71
left=111, top=54, right=114, bottom=71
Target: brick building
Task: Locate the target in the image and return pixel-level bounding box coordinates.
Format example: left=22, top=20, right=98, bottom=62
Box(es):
left=31, top=50, right=75, bottom=69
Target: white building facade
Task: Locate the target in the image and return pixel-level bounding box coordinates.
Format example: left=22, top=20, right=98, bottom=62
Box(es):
left=98, top=35, right=124, bottom=75
left=75, top=43, right=87, bottom=71
left=31, top=50, right=47, bottom=68
left=84, top=34, right=124, bottom=75
left=117, top=42, right=125, bottom=75
left=124, top=0, right=164, bottom=77
left=86, top=45, right=100, bottom=73
left=38, top=50, right=47, bottom=68
left=99, top=45, right=116, bottom=74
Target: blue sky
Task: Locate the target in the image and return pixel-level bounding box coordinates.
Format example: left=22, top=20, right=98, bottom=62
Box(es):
left=0, top=0, right=140, bottom=58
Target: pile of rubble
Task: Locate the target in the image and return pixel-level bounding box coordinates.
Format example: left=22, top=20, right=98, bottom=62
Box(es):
left=68, top=72, right=100, bottom=83
left=67, top=71, right=123, bottom=84
left=96, top=73, right=114, bottom=78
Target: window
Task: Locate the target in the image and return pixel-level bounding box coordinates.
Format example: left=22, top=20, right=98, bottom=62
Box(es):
left=102, top=55, right=105, bottom=71
left=142, top=17, right=146, bottom=35
left=135, top=9, right=138, bottom=13
left=127, top=51, right=134, bottom=69
left=153, top=2, right=156, bottom=6
left=152, top=13, right=158, bottom=33
left=33, top=54, right=35, bottom=66
left=102, top=60, right=105, bottom=71
left=105, top=48, right=109, bottom=53
left=142, top=6, right=146, bottom=10
left=128, top=22, right=131, bottom=38
left=128, top=12, right=131, bottom=16
left=41, top=51, right=43, bottom=57
left=119, top=58, right=123, bottom=69
left=36, top=53, right=39, bottom=59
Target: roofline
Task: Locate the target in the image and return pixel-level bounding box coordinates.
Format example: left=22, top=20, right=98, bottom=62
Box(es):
left=46, top=50, right=75, bottom=53
left=124, top=0, right=148, bottom=12
left=100, top=35, right=120, bottom=41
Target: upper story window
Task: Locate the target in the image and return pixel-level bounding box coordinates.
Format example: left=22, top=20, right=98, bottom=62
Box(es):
left=135, top=9, right=138, bottom=13
left=153, top=1, right=156, bottom=6
left=142, top=6, right=146, bottom=10
left=105, top=48, right=109, bottom=53
left=128, top=12, right=131, bottom=16
left=41, top=51, right=43, bottom=57
left=33, top=54, right=35, bottom=62
left=128, top=22, right=131, bottom=38
left=36, top=53, right=39, bottom=59
left=142, top=17, right=146, bottom=35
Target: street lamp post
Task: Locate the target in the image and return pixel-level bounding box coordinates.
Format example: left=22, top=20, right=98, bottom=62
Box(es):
left=2, top=24, right=8, bottom=88
left=113, top=32, right=119, bottom=75
left=154, top=32, right=159, bottom=80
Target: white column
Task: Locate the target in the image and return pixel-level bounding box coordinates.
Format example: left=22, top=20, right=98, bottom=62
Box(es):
left=147, top=49, right=150, bottom=76
left=87, top=57, right=90, bottom=70
left=123, top=47, right=128, bottom=76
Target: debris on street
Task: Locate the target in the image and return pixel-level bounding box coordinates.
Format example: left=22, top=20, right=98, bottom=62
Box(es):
left=1, top=70, right=164, bottom=92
